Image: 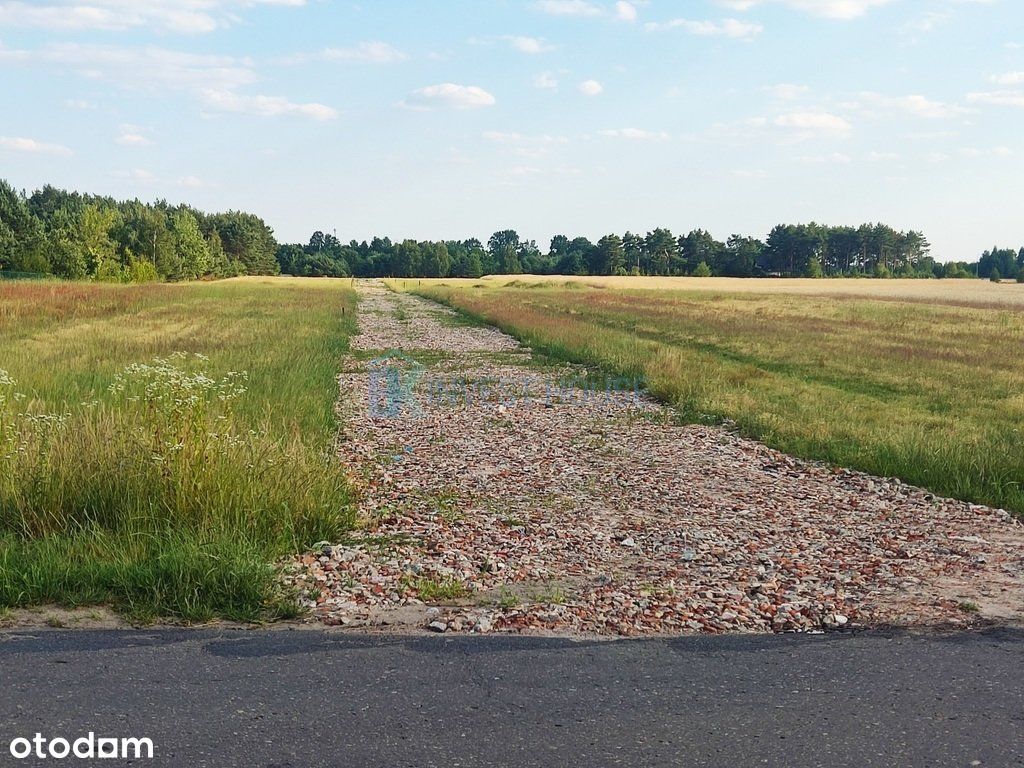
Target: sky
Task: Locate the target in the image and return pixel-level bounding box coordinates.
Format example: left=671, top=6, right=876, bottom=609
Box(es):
left=0, top=0, right=1021, bottom=261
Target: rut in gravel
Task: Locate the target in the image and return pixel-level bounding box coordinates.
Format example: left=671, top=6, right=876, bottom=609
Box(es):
left=284, top=279, right=1024, bottom=636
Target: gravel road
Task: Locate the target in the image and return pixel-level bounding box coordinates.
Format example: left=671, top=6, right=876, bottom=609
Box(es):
left=285, top=280, right=1024, bottom=636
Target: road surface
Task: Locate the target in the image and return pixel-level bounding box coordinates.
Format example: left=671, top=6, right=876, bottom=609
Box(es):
left=1, top=627, right=1021, bottom=766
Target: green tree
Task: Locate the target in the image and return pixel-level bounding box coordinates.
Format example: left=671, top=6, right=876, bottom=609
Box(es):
left=209, top=211, right=279, bottom=275
left=488, top=230, right=522, bottom=274
left=447, top=239, right=484, bottom=277
left=116, top=203, right=176, bottom=278
left=47, top=233, right=88, bottom=279
left=595, top=234, right=625, bottom=275
left=127, top=257, right=160, bottom=283
left=644, top=228, right=677, bottom=275
left=207, top=229, right=241, bottom=277
left=622, top=231, right=644, bottom=274
left=169, top=210, right=211, bottom=280
left=79, top=204, right=119, bottom=275
left=94, top=257, right=128, bottom=282
left=721, top=235, right=762, bottom=277
left=680, top=230, right=722, bottom=275
left=0, top=180, right=46, bottom=274
left=517, top=239, right=544, bottom=273
left=393, top=240, right=422, bottom=277
left=420, top=241, right=451, bottom=278
left=276, top=243, right=305, bottom=275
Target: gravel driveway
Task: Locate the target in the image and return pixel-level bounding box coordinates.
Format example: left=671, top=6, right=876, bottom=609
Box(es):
left=285, top=280, right=1024, bottom=636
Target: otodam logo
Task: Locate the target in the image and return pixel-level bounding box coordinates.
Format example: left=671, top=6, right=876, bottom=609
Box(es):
left=8, top=733, right=154, bottom=760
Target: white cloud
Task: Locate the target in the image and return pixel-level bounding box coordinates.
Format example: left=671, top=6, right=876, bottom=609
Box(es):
left=764, top=83, right=809, bottom=100
left=116, top=168, right=211, bottom=188
left=773, top=111, right=852, bottom=138
left=615, top=1, right=638, bottom=21
left=510, top=165, right=544, bottom=176
left=901, top=10, right=951, bottom=35
left=126, top=168, right=155, bottom=182
left=483, top=131, right=567, bottom=145
left=533, top=72, right=559, bottom=90
left=404, top=83, right=496, bottom=109
left=176, top=175, right=208, bottom=188
left=505, top=36, right=555, bottom=54
left=715, top=0, right=895, bottom=20
left=0, top=135, right=73, bottom=156
left=282, top=42, right=408, bottom=65
left=599, top=128, right=670, bottom=140
left=0, top=0, right=306, bottom=34
left=535, top=0, right=640, bottom=21
left=858, top=92, right=969, bottom=118
left=505, top=164, right=583, bottom=181
left=0, top=42, right=338, bottom=122
left=0, top=43, right=258, bottom=92
left=645, top=17, right=763, bottom=40
left=797, top=152, right=852, bottom=163
left=200, top=89, right=338, bottom=120
left=579, top=79, right=603, bottom=96
left=991, top=72, right=1024, bottom=86
left=485, top=131, right=569, bottom=159
left=967, top=91, right=1024, bottom=107
left=116, top=124, right=152, bottom=146
left=536, top=0, right=602, bottom=16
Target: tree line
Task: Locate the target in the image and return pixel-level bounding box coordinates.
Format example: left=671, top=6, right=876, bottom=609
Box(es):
left=279, top=224, right=1019, bottom=280
left=4, top=180, right=1020, bottom=282
left=977, top=246, right=1024, bottom=282
left=0, top=180, right=279, bottom=282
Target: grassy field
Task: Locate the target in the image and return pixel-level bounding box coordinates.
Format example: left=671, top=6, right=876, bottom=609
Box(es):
left=399, top=277, right=1024, bottom=515
left=409, top=275, right=1024, bottom=307
left=0, top=277, right=356, bottom=621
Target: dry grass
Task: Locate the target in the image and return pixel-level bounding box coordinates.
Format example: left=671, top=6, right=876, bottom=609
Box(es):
left=402, top=279, right=1024, bottom=514
left=411, top=275, right=1024, bottom=309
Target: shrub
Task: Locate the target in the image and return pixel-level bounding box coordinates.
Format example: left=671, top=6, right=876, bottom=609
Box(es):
left=94, top=258, right=128, bottom=283
left=128, top=258, right=160, bottom=283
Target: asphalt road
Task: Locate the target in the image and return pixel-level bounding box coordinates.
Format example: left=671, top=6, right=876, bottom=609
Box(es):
left=0, top=627, right=1021, bottom=767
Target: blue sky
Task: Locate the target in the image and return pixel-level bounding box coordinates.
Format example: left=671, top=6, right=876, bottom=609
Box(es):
left=0, top=0, right=1021, bottom=260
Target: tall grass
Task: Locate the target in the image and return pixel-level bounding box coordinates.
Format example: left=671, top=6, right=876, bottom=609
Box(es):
left=0, top=278, right=356, bottom=621
left=408, top=281, right=1024, bottom=515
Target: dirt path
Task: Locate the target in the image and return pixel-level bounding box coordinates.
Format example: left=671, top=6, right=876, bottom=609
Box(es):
left=285, top=280, right=1024, bottom=635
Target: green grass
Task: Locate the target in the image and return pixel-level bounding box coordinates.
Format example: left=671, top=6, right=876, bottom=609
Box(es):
left=404, top=575, right=469, bottom=602
left=0, top=277, right=356, bottom=622
left=406, top=280, right=1024, bottom=515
